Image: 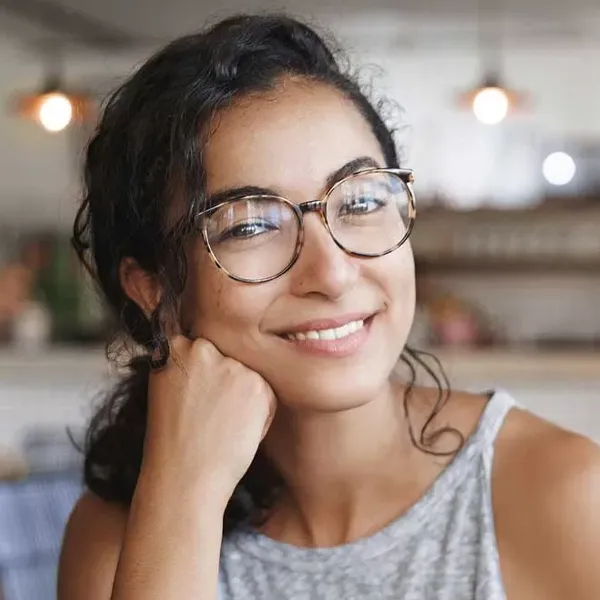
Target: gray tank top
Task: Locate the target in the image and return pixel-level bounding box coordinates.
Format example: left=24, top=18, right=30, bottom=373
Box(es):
left=218, top=390, right=515, bottom=600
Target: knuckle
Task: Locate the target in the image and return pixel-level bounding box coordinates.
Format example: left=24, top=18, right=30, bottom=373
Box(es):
left=166, top=335, right=188, bottom=359
left=191, top=338, right=217, bottom=359
left=169, top=334, right=190, bottom=352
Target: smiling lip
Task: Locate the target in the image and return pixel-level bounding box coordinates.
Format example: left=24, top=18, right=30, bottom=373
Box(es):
left=276, top=312, right=376, bottom=358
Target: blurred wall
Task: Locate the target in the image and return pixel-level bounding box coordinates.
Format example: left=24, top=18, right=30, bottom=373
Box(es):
left=1, top=20, right=600, bottom=228
left=0, top=37, right=77, bottom=230
left=0, top=12, right=599, bottom=455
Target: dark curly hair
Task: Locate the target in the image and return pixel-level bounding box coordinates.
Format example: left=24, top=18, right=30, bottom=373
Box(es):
left=72, top=13, right=461, bottom=536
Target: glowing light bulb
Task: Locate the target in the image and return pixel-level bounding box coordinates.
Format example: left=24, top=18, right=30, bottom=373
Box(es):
left=472, top=87, right=509, bottom=125
left=38, top=92, right=73, bottom=132
left=542, top=152, right=576, bottom=186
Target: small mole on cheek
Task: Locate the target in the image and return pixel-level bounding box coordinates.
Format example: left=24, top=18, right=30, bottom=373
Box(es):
left=214, top=276, right=225, bottom=309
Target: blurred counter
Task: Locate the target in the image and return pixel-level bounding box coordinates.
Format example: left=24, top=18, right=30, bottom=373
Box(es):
left=0, top=347, right=112, bottom=456
left=0, top=346, right=111, bottom=383
left=0, top=346, right=598, bottom=454
left=428, top=346, right=600, bottom=444
left=1, top=344, right=597, bottom=378
left=430, top=346, right=600, bottom=383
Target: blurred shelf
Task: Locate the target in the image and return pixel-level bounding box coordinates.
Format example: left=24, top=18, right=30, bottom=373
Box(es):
left=0, top=344, right=597, bottom=385
left=412, top=203, right=600, bottom=274
left=0, top=345, right=106, bottom=366
left=0, top=345, right=113, bottom=384
left=415, top=258, right=600, bottom=274
left=426, top=346, right=600, bottom=382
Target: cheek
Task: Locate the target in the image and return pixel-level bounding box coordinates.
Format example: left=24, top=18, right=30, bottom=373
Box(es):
left=366, top=245, right=416, bottom=333
left=368, top=244, right=415, bottom=301
left=180, top=246, right=228, bottom=333
left=183, top=247, right=275, bottom=357
left=179, top=247, right=217, bottom=330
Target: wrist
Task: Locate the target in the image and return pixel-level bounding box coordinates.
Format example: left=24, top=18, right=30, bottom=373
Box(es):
left=137, top=456, right=233, bottom=515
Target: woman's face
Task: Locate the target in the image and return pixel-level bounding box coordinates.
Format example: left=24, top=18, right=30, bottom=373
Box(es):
left=185, top=80, right=415, bottom=411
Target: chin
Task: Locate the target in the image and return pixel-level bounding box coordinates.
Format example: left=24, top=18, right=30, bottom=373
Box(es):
left=276, top=385, right=381, bottom=413
left=269, top=360, right=396, bottom=413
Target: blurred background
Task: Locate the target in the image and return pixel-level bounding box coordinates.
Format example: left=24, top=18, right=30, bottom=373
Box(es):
left=0, top=0, right=599, bottom=597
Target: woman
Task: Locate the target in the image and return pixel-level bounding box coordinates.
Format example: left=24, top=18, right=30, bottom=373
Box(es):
left=59, top=14, right=600, bottom=600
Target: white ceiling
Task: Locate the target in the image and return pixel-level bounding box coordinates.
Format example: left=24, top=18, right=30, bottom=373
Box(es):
left=1, top=0, right=600, bottom=56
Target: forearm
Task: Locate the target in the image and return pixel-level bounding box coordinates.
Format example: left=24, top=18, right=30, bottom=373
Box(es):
left=111, top=467, right=225, bottom=600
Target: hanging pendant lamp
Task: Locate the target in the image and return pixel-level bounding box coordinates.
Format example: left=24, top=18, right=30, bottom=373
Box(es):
left=10, top=49, right=95, bottom=132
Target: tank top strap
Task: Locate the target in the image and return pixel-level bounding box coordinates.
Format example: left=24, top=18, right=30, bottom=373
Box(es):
left=476, top=389, right=517, bottom=443
left=473, top=389, right=518, bottom=476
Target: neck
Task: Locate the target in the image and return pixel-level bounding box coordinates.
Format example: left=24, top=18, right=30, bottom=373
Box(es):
left=261, top=380, right=431, bottom=546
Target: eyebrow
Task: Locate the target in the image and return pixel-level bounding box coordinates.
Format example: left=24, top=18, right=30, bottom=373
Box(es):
left=205, top=155, right=382, bottom=207
left=324, top=156, right=381, bottom=191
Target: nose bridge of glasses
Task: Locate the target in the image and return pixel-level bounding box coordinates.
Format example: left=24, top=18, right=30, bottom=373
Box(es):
left=298, top=199, right=324, bottom=215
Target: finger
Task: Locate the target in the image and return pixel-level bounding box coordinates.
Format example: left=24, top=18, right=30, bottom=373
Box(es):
left=148, top=334, right=192, bottom=375
left=167, top=334, right=194, bottom=364
left=190, top=337, right=224, bottom=362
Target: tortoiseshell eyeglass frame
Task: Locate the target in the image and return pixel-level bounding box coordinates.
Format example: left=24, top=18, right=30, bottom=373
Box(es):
left=194, top=167, right=416, bottom=284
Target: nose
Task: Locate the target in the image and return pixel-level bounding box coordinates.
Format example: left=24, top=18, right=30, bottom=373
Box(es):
left=288, top=213, right=360, bottom=299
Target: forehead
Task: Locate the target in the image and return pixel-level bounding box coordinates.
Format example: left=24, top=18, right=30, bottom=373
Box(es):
left=203, top=80, right=385, bottom=198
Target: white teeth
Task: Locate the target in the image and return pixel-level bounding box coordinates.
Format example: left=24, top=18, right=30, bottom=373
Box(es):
left=286, top=320, right=364, bottom=342
left=320, top=329, right=336, bottom=341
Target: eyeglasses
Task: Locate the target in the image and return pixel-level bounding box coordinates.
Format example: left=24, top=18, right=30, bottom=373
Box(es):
left=195, top=167, right=416, bottom=283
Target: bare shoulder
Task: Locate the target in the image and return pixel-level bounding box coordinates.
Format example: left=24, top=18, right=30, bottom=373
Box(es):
left=492, top=406, right=600, bottom=599
left=58, top=492, right=128, bottom=600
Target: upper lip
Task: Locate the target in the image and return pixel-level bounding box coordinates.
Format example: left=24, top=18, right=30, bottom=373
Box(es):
left=273, top=311, right=377, bottom=336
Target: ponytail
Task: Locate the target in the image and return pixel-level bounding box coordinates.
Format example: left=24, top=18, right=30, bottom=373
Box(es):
left=84, top=357, right=149, bottom=504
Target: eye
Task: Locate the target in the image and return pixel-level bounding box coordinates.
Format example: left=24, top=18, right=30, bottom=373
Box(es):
left=338, top=194, right=387, bottom=216
left=217, top=219, right=278, bottom=242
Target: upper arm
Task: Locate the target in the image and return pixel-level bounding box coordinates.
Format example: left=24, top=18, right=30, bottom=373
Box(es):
left=58, top=492, right=128, bottom=600
left=494, top=411, right=600, bottom=600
